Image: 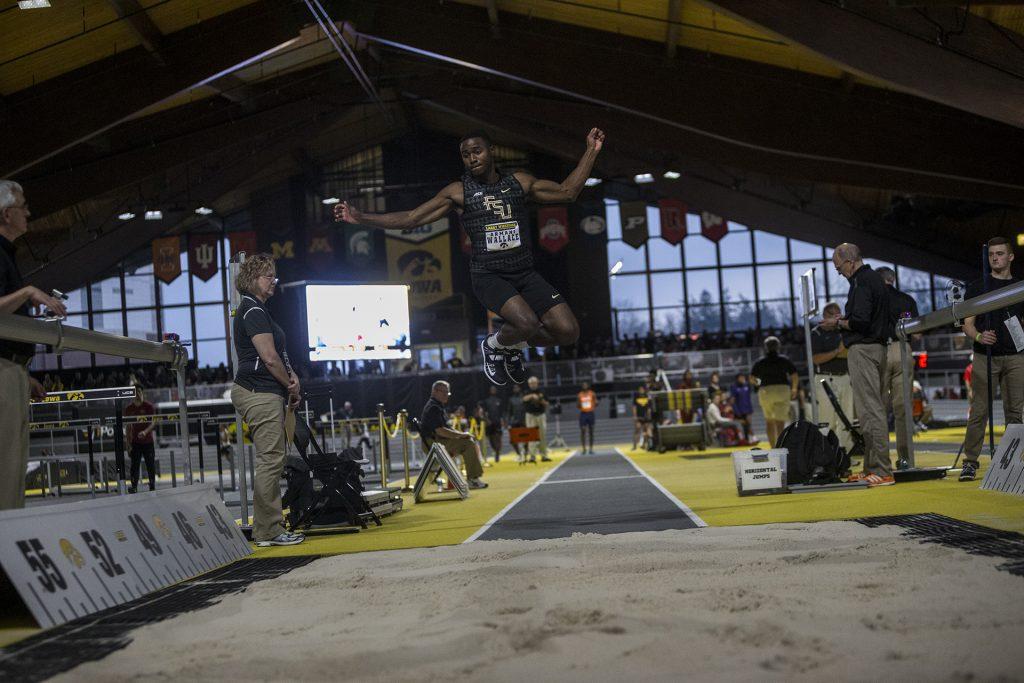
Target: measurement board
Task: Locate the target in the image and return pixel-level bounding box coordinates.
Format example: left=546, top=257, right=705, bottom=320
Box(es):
left=0, top=484, right=251, bottom=628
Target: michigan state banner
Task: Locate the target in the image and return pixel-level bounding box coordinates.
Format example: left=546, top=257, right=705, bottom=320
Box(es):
left=385, top=217, right=452, bottom=308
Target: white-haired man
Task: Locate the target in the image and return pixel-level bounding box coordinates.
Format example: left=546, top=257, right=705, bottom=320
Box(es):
left=0, top=180, right=68, bottom=510
left=419, top=380, right=488, bottom=488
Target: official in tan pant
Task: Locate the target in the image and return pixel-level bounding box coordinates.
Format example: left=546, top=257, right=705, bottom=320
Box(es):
left=883, top=342, right=914, bottom=466
left=435, top=436, right=485, bottom=480
left=814, top=373, right=854, bottom=455
left=849, top=344, right=892, bottom=477
left=963, top=353, right=1024, bottom=465
left=0, top=358, right=30, bottom=510
left=525, top=412, right=548, bottom=460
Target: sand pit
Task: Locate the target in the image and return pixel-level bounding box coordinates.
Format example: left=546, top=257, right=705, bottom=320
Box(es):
left=57, top=521, right=1024, bottom=682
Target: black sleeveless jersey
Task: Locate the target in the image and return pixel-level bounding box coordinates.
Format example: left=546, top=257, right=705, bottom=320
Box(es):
left=461, top=172, right=534, bottom=274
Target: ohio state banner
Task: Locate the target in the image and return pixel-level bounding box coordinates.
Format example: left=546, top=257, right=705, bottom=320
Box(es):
left=152, top=236, right=181, bottom=285
left=386, top=231, right=452, bottom=309
left=658, top=198, right=687, bottom=245
left=188, top=233, right=219, bottom=281
left=537, top=206, right=569, bottom=253
left=620, top=201, right=648, bottom=249
left=700, top=211, right=727, bottom=243
left=229, top=231, right=258, bottom=258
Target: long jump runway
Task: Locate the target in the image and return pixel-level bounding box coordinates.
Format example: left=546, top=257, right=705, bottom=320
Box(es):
left=471, top=449, right=705, bottom=541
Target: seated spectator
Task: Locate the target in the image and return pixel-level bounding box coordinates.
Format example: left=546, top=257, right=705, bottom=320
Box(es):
left=705, top=391, right=743, bottom=446
left=419, top=380, right=487, bottom=489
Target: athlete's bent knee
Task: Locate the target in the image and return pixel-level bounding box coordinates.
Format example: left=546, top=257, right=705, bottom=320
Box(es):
left=551, top=319, right=580, bottom=346
left=507, top=313, right=542, bottom=339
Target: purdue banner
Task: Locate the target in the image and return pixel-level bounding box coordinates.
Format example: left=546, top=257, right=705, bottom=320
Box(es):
left=620, top=201, right=648, bottom=248
left=188, top=234, right=219, bottom=281
left=386, top=217, right=452, bottom=308
left=538, top=206, right=569, bottom=253
left=658, top=199, right=687, bottom=245
left=152, top=236, right=181, bottom=284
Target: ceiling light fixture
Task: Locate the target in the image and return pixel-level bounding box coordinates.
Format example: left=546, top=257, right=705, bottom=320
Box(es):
left=610, top=260, right=623, bottom=276
left=118, top=212, right=136, bottom=221
left=144, top=210, right=163, bottom=220
left=634, top=173, right=655, bottom=184
left=195, top=206, right=214, bottom=215
left=663, top=171, right=681, bottom=179
left=584, top=177, right=602, bottom=187
left=18, top=0, right=51, bottom=9
left=322, top=197, right=340, bottom=205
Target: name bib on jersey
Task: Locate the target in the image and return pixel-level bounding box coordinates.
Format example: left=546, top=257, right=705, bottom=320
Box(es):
left=485, top=221, right=521, bottom=251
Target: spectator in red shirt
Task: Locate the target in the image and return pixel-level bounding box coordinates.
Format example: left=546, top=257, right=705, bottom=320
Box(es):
left=124, top=385, right=157, bottom=493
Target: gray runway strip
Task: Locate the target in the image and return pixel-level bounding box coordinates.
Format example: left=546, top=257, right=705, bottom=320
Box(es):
left=475, top=450, right=701, bottom=541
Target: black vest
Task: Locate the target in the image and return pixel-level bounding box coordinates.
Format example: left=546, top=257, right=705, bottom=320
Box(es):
left=461, top=172, right=533, bottom=274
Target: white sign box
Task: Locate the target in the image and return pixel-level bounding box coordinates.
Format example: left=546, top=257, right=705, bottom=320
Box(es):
left=732, top=448, right=788, bottom=496
left=981, top=424, right=1024, bottom=495
left=0, top=484, right=251, bottom=628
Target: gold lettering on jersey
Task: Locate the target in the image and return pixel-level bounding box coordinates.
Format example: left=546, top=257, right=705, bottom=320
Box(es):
left=483, top=195, right=512, bottom=220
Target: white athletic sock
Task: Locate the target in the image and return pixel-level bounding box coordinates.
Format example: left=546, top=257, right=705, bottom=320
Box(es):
left=488, top=334, right=529, bottom=351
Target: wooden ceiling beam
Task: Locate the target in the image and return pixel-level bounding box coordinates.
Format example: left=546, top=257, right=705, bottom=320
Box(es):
left=106, top=0, right=165, bottom=64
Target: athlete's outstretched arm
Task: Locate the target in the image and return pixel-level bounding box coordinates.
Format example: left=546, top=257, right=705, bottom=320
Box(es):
left=333, top=182, right=462, bottom=230
left=518, top=127, right=605, bottom=204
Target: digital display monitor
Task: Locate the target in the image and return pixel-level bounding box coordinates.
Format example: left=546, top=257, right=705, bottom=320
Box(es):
left=305, top=284, right=411, bottom=361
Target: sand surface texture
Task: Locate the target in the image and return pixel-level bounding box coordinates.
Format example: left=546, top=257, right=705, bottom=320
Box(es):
left=58, top=522, right=1024, bottom=682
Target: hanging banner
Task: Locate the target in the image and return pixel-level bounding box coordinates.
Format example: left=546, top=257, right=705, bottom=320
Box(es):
left=390, top=216, right=449, bottom=244
left=454, top=215, right=472, bottom=255
left=537, top=206, right=569, bottom=254
left=658, top=198, right=687, bottom=246
left=620, top=201, right=648, bottom=249
left=575, top=202, right=607, bottom=242
left=152, top=236, right=181, bottom=285
left=701, top=211, right=727, bottom=243
left=306, top=224, right=335, bottom=273
left=229, top=231, right=258, bottom=258
left=386, top=232, right=452, bottom=309
left=188, top=233, right=219, bottom=282
left=344, top=225, right=375, bottom=267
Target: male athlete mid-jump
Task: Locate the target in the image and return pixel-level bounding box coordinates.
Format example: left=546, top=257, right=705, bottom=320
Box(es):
left=334, top=127, right=605, bottom=386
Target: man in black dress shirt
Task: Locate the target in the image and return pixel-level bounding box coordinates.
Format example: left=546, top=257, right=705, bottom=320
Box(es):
left=877, top=267, right=920, bottom=469
left=824, top=243, right=893, bottom=486
left=0, top=180, right=67, bottom=510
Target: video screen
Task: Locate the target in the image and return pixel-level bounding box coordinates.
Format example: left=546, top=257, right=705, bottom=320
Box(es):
left=305, top=284, right=411, bottom=361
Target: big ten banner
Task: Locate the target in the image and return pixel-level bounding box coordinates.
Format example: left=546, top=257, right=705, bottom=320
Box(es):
left=188, top=233, right=220, bottom=281
left=386, top=217, right=452, bottom=308
left=305, top=223, right=336, bottom=274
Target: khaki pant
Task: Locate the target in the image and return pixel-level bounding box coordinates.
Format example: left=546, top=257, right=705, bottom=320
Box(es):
left=231, top=384, right=290, bottom=542
left=525, top=412, right=548, bottom=458
left=883, top=343, right=914, bottom=464
left=758, top=385, right=791, bottom=422
left=848, top=344, right=891, bottom=477
left=437, top=437, right=484, bottom=480
left=964, top=353, right=1024, bottom=464
left=0, top=358, right=29, bottom=510
left=814, top=373, right=854, bottom=455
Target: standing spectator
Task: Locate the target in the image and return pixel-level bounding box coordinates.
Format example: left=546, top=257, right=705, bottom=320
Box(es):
left=751, top=336, right=799, bottom=448
left=0, top=180, right=67, bottom=510
left=523, top=376, right=551, bottom=462
left=230, top=253, right=304, bottom=547
left=826, top=242, right=893, bottom=487
left=963, top=356, right=974, bottom=403
left=632, top=385, right=654, bottom=450
left=577, top=380, right=598, bottom=454
left=506, top=384, right=526, bottom=460
left=676, top=370, right=701, bottom=423
left=449, top=404, right=469, bottom=432
left=959, top=236, right=1024, bottom=481
left=811, top=302, right=854, bottom=455
left=419, top=380, right=488, bottom=488
left=878, top=267, right=920, bottom=469
left=124, top=385, right=157, bottom=493
left=707, top=371, right=722, bottom=396
left=482, top=386, right=505, bottom=462
left=729, top=373, right=755, bottom=444
left=469, top=405, right=491, bottom=466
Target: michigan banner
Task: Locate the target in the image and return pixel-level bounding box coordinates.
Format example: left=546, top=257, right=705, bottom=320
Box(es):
left=386, top=220, right=452, bottom=308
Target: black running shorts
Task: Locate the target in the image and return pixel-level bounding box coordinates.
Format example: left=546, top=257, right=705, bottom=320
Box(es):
left=471, top=268, right=564, bottom=317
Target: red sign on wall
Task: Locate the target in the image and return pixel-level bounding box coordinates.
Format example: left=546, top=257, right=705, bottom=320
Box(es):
left=538, top=206, right=569, bottom=253
left=658, top=198, right=687, bottom=245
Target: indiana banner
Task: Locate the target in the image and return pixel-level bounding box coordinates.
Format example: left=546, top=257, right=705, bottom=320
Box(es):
left=188, top=233, right=219, bottom=282
left=152, top=236, right=182, bottom=285
left=344, top=224, right=375, bottom=267
left=700, top=211, right=727, bottom=243
left=658, top=199, right=687, bottom=245
left=620, top=201, right=648, bottom=248
left=229, top=231, right=258, bottom=258
left=537, top=206, right=569, bottom=254
left=386, top=231, right=452, bottom=309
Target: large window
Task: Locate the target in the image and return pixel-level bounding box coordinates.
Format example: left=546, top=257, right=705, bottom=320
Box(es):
left=605, top=199, right=955, bottom=339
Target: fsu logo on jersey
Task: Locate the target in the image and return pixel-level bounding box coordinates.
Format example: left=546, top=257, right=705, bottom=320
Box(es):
left=483, top=196, right=512, bottom=220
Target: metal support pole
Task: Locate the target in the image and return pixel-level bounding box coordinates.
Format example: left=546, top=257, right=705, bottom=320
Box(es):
left=113, top=401, right=127, bottom=495
left=898, top=339, right=916, bottom=468
left=376, top=403, right=389, bottom=489
left=800, top=272, right=819, bottom=426
left=400, top=409, right=411, bottom=491
left=196, top=418, right=206, bottom=483
left=329, top=390, right=336, bottom=454
left=175, top=365, right=193, bottom=484
left=228, top=251, right=250, bottom=530
left=86, top=427, right=96, bottom=499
